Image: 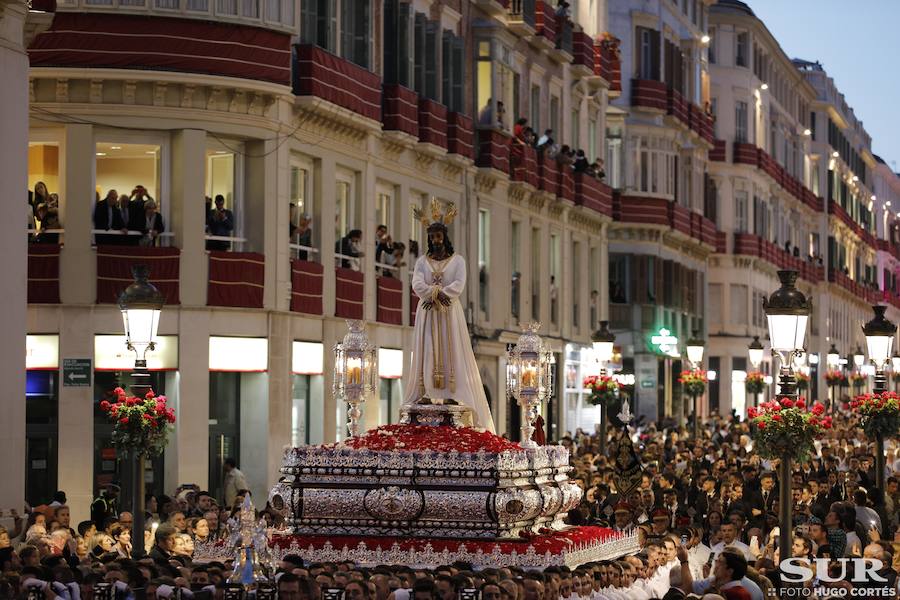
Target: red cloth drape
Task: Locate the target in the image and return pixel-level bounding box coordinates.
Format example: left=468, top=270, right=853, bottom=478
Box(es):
left=376, top=276, right=403, bottom=325
left=28, top=245, right=60, bottom=304
left=335, top=267, right=364, bottom=319
left=532, top=414, right=547, bottom=446
left=418, top=98, right=448, bottom=149
left=290, top=259, right=324, bottom=315
left=207, top=251, right=264, bottom=308
left=294, top=44, right=381, bottom=121
left=96, top=246, right=180, bottom=305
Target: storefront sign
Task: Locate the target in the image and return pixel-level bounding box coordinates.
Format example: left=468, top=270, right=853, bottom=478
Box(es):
left=640, top=380, right=655, bottom=389
left=26, top=335, right=59, bottom=370
left=95, top=335, right=178, bottom=371
left=650, top=328, right=679, bottom=356
left=209, top=336, right=267, bottom=372
left=292, top=341, right=324, bottom=374
left=62, top=358, right=92, bottom=387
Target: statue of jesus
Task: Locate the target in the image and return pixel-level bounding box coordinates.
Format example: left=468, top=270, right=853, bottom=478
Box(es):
left=403, top=200, right=495, bottom=433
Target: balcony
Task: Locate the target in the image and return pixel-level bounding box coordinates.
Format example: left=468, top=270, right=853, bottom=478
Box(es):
left=594, top=38, right=621, bottom=94
left=382, top=84, right=419, bottom=139
left=418, top=98, right=448, bottom=151
left=552, top=18, right=574, bottom=61
left=476, top=128, right=511, bottom=174
left=571, top=30, right=593, bottom=79
left=666, top=87, right=688, bottom=125
left=829, top=268, right=876, bottom=302
left=447, top=112, right=475, bottom=160
left=557, top=168, right=574, bottom=202
left=828, top=200, right=875, bottom=249
left=207, top=251, right=263, bottom=308
left=511, top=143, right=539, bottom=188
left=376, top=276, right=403, bottom=325
left=32, top=11, right=293, bottom=85
left=732, top=233, right=824, bottom=284
left=733, top=142, right=758, bottom=166
left=710, top=139, right=726, bottom=162
left=290, top=258, right=323, bottom=315
left=613, top=194, right=718, bottom=248
left=508, top=0, right=536, bottom=36
left=293, top=44, right=382, bottom=123
left=96, top=245, right=180, bottom=305
left=28, top=245, right=60, bottom=304
left=573, top=173, right=612, bottom=217
left=631, top=79, right=666, bottom=112
left=52, top=0, right=297, bottom=35
left=537, top=152, right=560, bottom=195
left=534, top=1, right=556, bottom=48
left=335, top=267, right=364, bottom=319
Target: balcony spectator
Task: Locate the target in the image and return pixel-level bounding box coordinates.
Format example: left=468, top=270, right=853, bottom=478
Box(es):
left=536, top=129, right=555, bottom=154
left=573, top=150, right=590, bottom=174
left=27, top=194, right=35, bottom=233
left=205, top=196, right=212, bottom=219
left=590, top=158, right=606, bottom=180
left=555, top=145, right=574, bottom=167
left=514, top=117, right=528, bottom=141
left=409, top=239, right=419, bottom=260
left=555, top=0, right=570, bottom=18
left=335, top=229, right=364, bottom=270
left=523, top=127, right=537, bottom=146
left=127, top=185, right=154, bottom=216
left=31, top=181, right=50, bottom=216
left=137, top=200, right=165, bottom=247
left=293, top=210, right=313, bottom=261
left=33, top=203, right=61, bottom=245
left=206, top=195, right=234, bottom=251
left=376, top=231, right=395, bottom=265
left=793, top=246, right=800, bottom=258
left=381, top=242, right=406, bottom=278
left=478, top=97, right=494, bottom=126
left=94, top=189, right=129, bottom=246
left=497, top=101, right=506, bottom=129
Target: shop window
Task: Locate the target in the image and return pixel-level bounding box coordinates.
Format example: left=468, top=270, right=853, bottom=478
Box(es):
left=208, top=372, right=240, bottom=504
left=26, top=370, right=58, bottom=507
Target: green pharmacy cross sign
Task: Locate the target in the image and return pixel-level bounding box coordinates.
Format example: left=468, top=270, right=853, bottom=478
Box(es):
left=650, top=328, right=680, bottom=357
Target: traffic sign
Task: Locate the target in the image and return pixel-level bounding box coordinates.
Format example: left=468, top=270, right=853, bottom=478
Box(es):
left=62, top=358, right=92, bottom=387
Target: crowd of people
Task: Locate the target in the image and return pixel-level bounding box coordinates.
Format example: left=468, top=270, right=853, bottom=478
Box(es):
left=2, top=405, right=899, bottom=598
left=335, top=225, right=412, bottom=277
left=93, top=185, right=164, bottom=247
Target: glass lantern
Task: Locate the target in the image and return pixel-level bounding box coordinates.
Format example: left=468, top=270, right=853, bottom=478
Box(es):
left=333, top=320, right=378, bottom=437
left=507, top=322, right=554, bottom=449
left=763, top=270, right=811, bottom=399
left=863, top=306, right=897, bottom=394
left=686, top=331, right=705, bottom=368
left=748, top=336, right=764, bottom=369
left=117, top=265, right=165, bottom=368
left=591, top=320, right=616, bottom=372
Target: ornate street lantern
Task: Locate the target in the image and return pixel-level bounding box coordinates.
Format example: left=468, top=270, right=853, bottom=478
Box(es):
left=853, top=346, right=866, bottom=369
left=333, top=320, right=378, bottom=438
left=863, top=306, right=896, bottom=394
left=686, top=331, right=705, bottom=368
left=826, top=344, right=841, bottom=369
left=748, top=336, right=764, bottom=370
left=763, top=270, right=810, bottom=399
left=507, top=322, right=554, bottom=449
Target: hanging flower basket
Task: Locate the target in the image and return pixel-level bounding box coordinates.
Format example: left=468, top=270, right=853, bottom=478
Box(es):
left=99, top=387, right=175, bottom=457
left=748, top=398, right=830, bottom=463
left=825, top=370, right=847, bottom=388
left=583, top=374, right=621, bottom=407
left=850, top=372, right=867, bottom=390
left=678, top=369, right=707, bottom=396
left=795, top=372, right=810, bottom=391
left=849, top=392, right=900, bottom=439
left=745, top=371, right=766, bottom=395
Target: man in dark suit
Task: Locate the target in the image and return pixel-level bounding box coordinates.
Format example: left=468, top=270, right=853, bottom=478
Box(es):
left=93, top=190, right=128, bottom=245
left=745, top=471, right=778, bottom=528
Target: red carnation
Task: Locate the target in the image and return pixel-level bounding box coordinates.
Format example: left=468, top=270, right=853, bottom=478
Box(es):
left=758, top=421, right=766, bottom=429
left=100, top=400, right=110, bottom=411
left=812, top=403, right=825, bottom=415
left=772, top=414, right=782, bottom=421
left=781, top=399, right=794, bottom=409
left=796, top=399, right=805, bottom=408
left=145, top=390, right=155, bottom=399
left=119, top=417, right=129, bottom=424
left=747, top=407, right=757, bottom=418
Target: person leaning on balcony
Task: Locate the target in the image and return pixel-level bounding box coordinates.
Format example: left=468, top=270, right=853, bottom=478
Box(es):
left=335, top=229, right=364, bottom=270
left=573, top=150, right=590, bottom=174
left=478, top=97, right=493, bottom=126
left=33, top=203, right=61, bottom=245
left=206, top=194, right=234, bottom=251
left=137, top=200, right=165, bottom=247
left=93, top=189, right=128, bottom=246
left=536, top=129, right=554, bottom=153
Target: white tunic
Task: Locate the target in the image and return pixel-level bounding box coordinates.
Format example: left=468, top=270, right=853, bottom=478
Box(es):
left=403, top=254, right=495, bottom=432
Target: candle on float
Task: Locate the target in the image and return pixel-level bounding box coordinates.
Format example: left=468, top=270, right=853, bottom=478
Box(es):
left=347, top=357, right=362, bottom=385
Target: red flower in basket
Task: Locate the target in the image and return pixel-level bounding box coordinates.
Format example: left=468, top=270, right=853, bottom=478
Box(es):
left=748, top=396, right=826, bottom=462
left=99, top=388, right=175, bottom=457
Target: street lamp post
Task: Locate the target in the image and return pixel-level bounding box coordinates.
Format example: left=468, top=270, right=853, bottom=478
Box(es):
left=117, top=265, right=165, bottom=559
left=591, top=321, right=615, bottom=454
left=763, top=270, right=811, bottom=564
left=748, top=336, right=764, bottom=407
left=686, top=332, right=705, bottom=440
left=863, top=305, right=896, bottom=492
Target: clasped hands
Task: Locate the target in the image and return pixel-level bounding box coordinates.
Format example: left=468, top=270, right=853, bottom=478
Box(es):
left=422, top=291, right=451, bottom=310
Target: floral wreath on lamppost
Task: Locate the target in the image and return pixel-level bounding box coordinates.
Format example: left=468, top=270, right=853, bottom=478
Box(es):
left=678, top=369, right=707, bottom=397
left=583, top=374, right=621, bottom=407
left=745, top=371, right=766, bottom=395
left=748, top=399, right=831, bottom=463
left=794, top=371, right=810, bottom=391
left=850, top=371, right=867, bottom=391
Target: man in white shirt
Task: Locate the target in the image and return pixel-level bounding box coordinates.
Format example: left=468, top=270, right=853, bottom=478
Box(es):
left=710, top=522, right=753, bottom=562
left=676, top=546, right=759, bottom=600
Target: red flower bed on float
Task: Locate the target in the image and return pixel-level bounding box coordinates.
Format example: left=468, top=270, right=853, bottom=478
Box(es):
left=273, top=526, right=619, bottom=556
left=340, top=424, right=522, bottom=453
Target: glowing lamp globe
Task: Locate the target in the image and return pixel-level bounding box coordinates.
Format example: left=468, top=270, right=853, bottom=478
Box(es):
left=863, top=306, right=897, bottom=368
left=762, top=271, right=810, bottom=354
